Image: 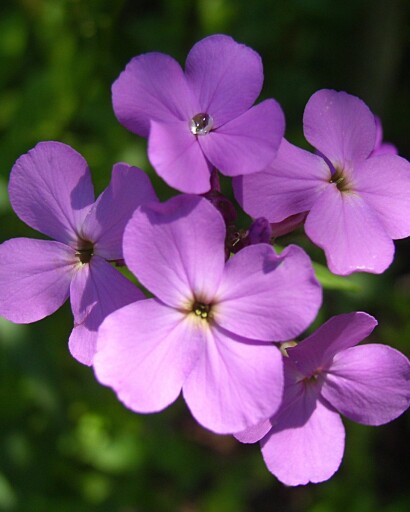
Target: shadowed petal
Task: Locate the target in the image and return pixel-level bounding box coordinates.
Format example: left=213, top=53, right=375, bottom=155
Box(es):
left=353, top=155, right=410, bottom=239
left=214, top=244, right=321, bottom=341
left=94, top=299, right=205, bottom=413
left=185, top=34, right=263, bottom=127
left=124, top=195, right=226, bottom=307
left=199, top=100, right=284, bottom=177
left=81, top=164, right=158, bottom=260
left=234, top=139, right=328, bottom=221
left=305, top=186, right=394, bottom=275
left=69, top=256, right=144, bottom=366
left=183, top=324, right=283, bottom=434
left=303, top=89, right=376, bottom=165
left=112, top=52, right=198, bottom=137
left=148, top=119, right=213, bottom=193
left=0, top=238, right=75, bottom=323
left=9, top=142, right=94, bottom=245
left=322, top=344, right=410, bottom=426
left=234, top=419, right=273, bottom=444
left=287, top=312, right=378, bottom=376
left=261, top=390, right=345, bottom=486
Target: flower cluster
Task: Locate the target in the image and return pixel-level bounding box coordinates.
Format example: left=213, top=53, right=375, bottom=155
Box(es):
left=0, top=34, right=409, bottom=486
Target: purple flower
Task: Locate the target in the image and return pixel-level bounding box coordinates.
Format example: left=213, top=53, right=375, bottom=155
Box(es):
left=0, top=141, right=158, bottom=365
left=112, top=34, right=285, bottom=194
left=93, top=195, right=322, bottom=434
left=236, top=312, right=410, bottom=486
left=234, top=89, right=410, bottom=275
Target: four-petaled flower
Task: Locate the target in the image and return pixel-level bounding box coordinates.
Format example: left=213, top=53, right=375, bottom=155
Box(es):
left=0, top=141, right=158, bottom=365
left=236, top=312, right=410, bottom=485
left=94, top=195, right=322, bottom=434
left=112, top=34, right=285, bottom=194
left=235, top=89, right=410, bottom=275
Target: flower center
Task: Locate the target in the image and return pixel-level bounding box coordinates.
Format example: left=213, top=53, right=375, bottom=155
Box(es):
left=329, top=167, right=351, bottom=192
left=190, top=113, right=213, bottom=135
left=75, top=240, right=94, bottom=264
left=192, top=301, right=212, bottom=320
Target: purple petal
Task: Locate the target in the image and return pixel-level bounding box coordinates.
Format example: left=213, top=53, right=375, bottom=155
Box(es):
left=185, top=34, right=263, bottom=128
left=371, top=116, right=397, bottom=156
left=112, top=52, right=198, bottom=137
left=370, top=142, right=398, bottom=157
left=183, top=325, right=283, bottom=434
left=124, top=195, right=226, bottom=308
left=322, top=344, right=410, bottom=426
left=81, top=164, right=158, bottom=260
left=234, top=419, right=273, bottom=444
left=69, top=256, right=144, bottom=366
left=305, top=185, right=394, bottom=275
left=353, top=155, right=410, bottom=239
left=303, top=89, right=376, bottom=165
left=269, top=212, right=308, bottom=238
left=0, top=238, right=75, bottom=323
left=94, top=299, right=204, bottom=413
left=198, top=100, right=284, bottom=177
left=261, top=390, right=345, bottom=486
left=214, top=244, right=322, bottom=341
left=234, top=139, right=327, bottom=221
left=9, top=142, right=94, bottom=245
left=287, top=312, right=378, bottom=376
left=148, top=119, right=213, bottom=193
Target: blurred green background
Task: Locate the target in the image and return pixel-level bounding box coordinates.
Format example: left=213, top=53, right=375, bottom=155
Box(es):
left=0, top=0, right=409, bottom=510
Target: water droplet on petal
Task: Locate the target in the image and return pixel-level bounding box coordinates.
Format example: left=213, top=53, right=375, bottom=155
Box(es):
left=190, top=113, right=213, bottom=135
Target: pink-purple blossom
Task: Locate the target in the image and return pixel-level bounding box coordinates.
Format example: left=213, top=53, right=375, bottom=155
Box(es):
left=235, top=312, right=410, bottom=486
left=0, top=141, right=157, bottom=365
left=112, top=34, right=285, bottom=194
left=93, top=194, right=322, bottom=434
left=234, top=89, right=410, bottom=275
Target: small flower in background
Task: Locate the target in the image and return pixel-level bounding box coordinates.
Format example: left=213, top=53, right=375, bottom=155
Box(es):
left=0, top=141, right=158, bottom=365
left=236, top=312, right=410, bottom=486
left=112, top=34, right=285, bottom=194
left=93, top=194, right=322, bottom=435
left=235, top=89, right=410, bottom=275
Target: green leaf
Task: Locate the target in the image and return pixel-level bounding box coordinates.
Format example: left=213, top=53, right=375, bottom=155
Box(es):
left=313, top=262, right=361, bottom=292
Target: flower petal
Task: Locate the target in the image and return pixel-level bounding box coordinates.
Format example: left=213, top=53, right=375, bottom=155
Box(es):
left=112, top=52, right=198, bottom=137
left=69, top=256, right=144, bottom=366
left=81, top=164, right=158, bottom=260
left=185, top=34, right=263, bottom=127
left=234, top=139, right=328, bottom=221
left=353, top=155, right=410, bottom=239
left=198, top=100, right=284, bottom=177
left=305, top=185, right=394, bottom=275
left=303, top=89, right=376, bottom=165
left=287, top=312, right=378, bottom=376
left=322, top=344, right=410, bottom=425
left=0, top=238, right=75, bottom=323
left=234, top=419, right=273, bottom=444
left=123, top=195, right=226, bottom=308
left=261, top=390, right=345, bottom=486
left=94, top=299, right=205, bottom=413
left=9, top=141, right=94, bottom=245
left=148, top=119, right=213, bottom=193
left=214, top=244, right=322, bottom=341
left=183, top=325, right=283, bottom=434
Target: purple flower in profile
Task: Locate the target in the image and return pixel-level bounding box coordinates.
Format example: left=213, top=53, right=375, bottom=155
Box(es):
left=236, top=312, right=410, bottom=486
left=93, top=195, right=322, bottom=434
left=0, top=141, right=157, bottom=365
left=235, top=89, right=410, bottom=275
left=112, top=34, right=285, bottom=194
